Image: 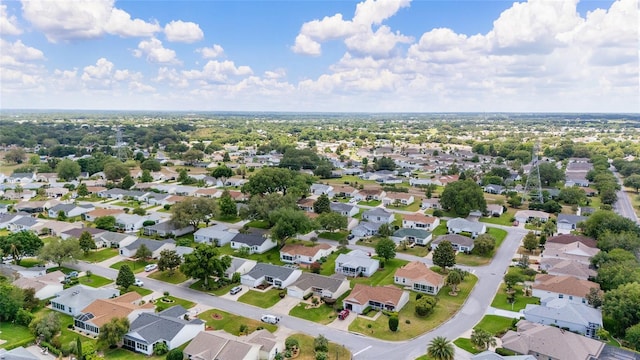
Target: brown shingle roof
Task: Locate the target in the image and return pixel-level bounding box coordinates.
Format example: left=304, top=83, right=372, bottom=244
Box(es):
left=280, top=243, right=331, bottom=257
left=395, top=261, right=444, bottom=286
left=86, top=208, right=124, bottom=218
left=546, top=234, right=597, bottom=248
left=532, top=274, right=599, bottom=298
left=80, top=293, right=153, bottom=327
left=403, top=213, right=437, bottom=223
left=345, top=284, right=404, bottom=306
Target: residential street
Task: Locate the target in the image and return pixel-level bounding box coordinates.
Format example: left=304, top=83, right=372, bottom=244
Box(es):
left=612, top=170, right=639, bottom=223
left=71, top=223, right=526, bottom=360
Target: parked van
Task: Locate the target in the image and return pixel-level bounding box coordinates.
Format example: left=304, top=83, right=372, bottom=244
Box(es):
left=261, top=314, right=280, bottom=324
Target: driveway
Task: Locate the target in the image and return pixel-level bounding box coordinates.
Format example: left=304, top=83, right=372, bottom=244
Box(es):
left=326, top=312, right=357, bottom=331
left=269, top=295, right=300, bottom=314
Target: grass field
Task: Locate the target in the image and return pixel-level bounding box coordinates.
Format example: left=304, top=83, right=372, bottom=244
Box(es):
left=101, top=348, right=165, bottom=360
left=198, top=309, right=277, bottom=335
left=78, top=273, right=113, bottom=287
left=154, top=295, right=196, bottom=311
left=289, top=302, right=338, bottom=325
left=0, top=322, right=33, bottom=349
left=474, top=315, right=514, bottom=335
left=456, top=227, right=508, bottom=266
left=318, top=231, right=348, bottom=241
left=246, top=220, right=271, bottom=229
left=19, top=258, right=45, bottom=268
left=319, top=248, right=349, bottom=276
left=238, top=289, right=283, bottom=308
left=79, top=248, right=119, bottom=263
left=110, top=259, right=153, bottom=273
left=124, top=285, right=153, bottom=296
left=349, top=274, right=478, bottom=340
left=351, top=257, right=408, bottom=287
left=453, top=338, right=481, bottom=354
left=285, top=333, right=351, bottom=360
left=148, top=269, right=189, bottom=284
left=491, top=284, right=539, bottom=312
left=480, top=210, right=516, bottom=226
left=357, top=237, right=430, bottom=257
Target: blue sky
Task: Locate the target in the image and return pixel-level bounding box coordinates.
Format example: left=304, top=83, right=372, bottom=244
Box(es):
left=1, top=0, right=637, bottom=112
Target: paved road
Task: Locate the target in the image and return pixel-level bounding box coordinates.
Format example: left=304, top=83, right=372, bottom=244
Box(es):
left=71, top=223, right=525, bottom=360
left=612, top=170, right=639, bottom=223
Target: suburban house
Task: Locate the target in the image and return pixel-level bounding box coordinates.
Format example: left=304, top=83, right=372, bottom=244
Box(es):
left=471, top=351, right=535, bottom=360
left=483, top=184, right=505, bottom=194
left=358, top=188, right=386, bottom=201
left=431, top=234, right=476, bottom=253
left=119, top=238, right=176, bottom=258
left=193, top=188, right=222, bottom=199
left=114, top=213, right=162, bottom=232
left=279, top=243, right=335, bottom=266
left=539, top=240, right=599, bottom=280
left=47, top=203, right=95, bottom=218
left=286, top=272, right=351, bottom=300
left=74, top=292, right=155, bottom=337
left=329, top=202, right=359, bottom=217
left=82, top=208, right=124, bottom=222
left=297, top=198, right=315, bottom=212
left=382, top=192, right=414, bottom=206
left=391, top=228, right=432, bottom=246
left=95, top=231, right=138, bottom=249
left=32, top=220, right=83, bottom=236
left=351, top=221, right=385, bottom=238
left=514, top=210, right=550, bottom=223
left=123, top=305, right=204, bottom=355
left=194, top=224, right=236, bottom=246
left=546, top=234, right=597, bottom=248
left=310, top=183, right=334, bottom=197
left=45, top=187, right=68, bottom=198
left=501, top=320, right=606, bottom=360
left=60, top=227, right=107, bottom=241
left=402, top=213, right=440, bottom=231
left=539, top=259, right=596, bottom=281
left=362, top=208, right=394, bottom=224
left=183, top=330, right=280, bottom=360
left=224, top=257, right=257, bottom=279
left=230, top=232, right=277, bottom=254
left=531, top=274, right=600, bottom=305
left=486, top=204, right=504, bottom=217
left=334, top=250, right=379, bottom=277
left=446, top=218, right=486, bottom=238
left=0, top=346, right=41, bottom=359
left=421, top=198, right=441, bottom=210
left=343, top=284, right=410, bottom=314
left=8, top=217, right=40, bottom=232
left=240, top=263, right=302, bottom=289
left=142, top=221, right=194, bottom=238
left=12, top=270, right=65, bottom=299
left=394, top=261, right=444, bottom=295
left=50, top=285, right=120, bottom=317
left=523, top=298, right=602, bottom=338
left=556, top=214, right=587, bottom=234
left=333, top=185, right=358, bottom=198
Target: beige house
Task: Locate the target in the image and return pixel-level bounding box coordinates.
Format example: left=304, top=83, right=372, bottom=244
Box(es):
left=394, top=261, right=444, bottom=295
left=343, top=284, right=409, bottom=314
left=402, top=213, right=440, bottom=231
left=13, top=270, right=65, bottom=299
left=532, top=274, right=599, bottom=305
left=74, top=292, right=154, bottom=337
left=280, top=243, right=335, bottom=266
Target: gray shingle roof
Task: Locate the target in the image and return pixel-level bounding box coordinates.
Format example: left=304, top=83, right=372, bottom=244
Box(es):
left=244, top=263, right=294, bottom=281
left=288, top=272, right=347, bottom=294
left=128, top=305, right=203, bottom=345
left=523, top=298, right=602, bottom=328
left=123, top=238, right=174, bottom=252
left=231, top=233, right=268, bottom=246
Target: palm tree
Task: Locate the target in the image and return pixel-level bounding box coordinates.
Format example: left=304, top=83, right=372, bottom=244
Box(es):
left=470, top=329, right=497, bottom=350
left=427, top=336, right=454, bottom=360
left=446, top=270, right=463, bottom=296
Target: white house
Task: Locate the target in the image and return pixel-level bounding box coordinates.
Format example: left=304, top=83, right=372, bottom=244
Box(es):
left=224, top=257, right=257, bottom=279
left=523, top=298, right=602, bottom=338
left=279, top=243, right=335, bottom=265
left=556, top=214, right=587, bottom=234
left=240, top=263, right=302, bottom=289
left=431, top=234, right=476, bottom=253
left=362, top=208, right=394, bottom=224
left=382, top=192, right=414, bottom=206
left=351, top=221, right=384, bottom=238
left=343, top=284, right=409, bottom=314
left=183, top=331, right=263, bottom=360
left=394, top=261, right=444, bottom=295
left=193, top=224, right=236, bottom=246
left=334, top=250, right=379, bottom=277
left=51, top=285, right=120, bottom=317
left=391, top=228, right=432, bottom=246
left=514, top=210, right=550, bottom=224
left=230, top=233, right=277, bottom=254
left=12, top=270, right=65, bottom=299
left=446, top=218, right=486, bottom=238
left=74, top=292, right=155, bottom=337
left=329, top=202, right=359, bottom=217
left=119, top=238, right=176, bottom=258
left=402, top=213, right=440, bottom=231
left=115, top=213, right=161, bottom=232
left=286, top=272, right=351, bottom=300
left=531, top=274, right=600, bottom=305
left=310, top=184, right=334, bottom=197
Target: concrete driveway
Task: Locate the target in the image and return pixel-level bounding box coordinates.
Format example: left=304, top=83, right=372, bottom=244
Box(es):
left=269, top=296, right=301, bottom=314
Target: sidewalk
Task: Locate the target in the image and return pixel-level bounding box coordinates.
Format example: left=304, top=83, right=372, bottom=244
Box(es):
left=484, top=306, right=522, bottom=319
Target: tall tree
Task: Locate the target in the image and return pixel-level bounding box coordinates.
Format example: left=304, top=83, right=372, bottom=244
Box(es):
left=317, top=212, right=347, bottom=232
left=522, top=232, right=539, bottom=253
left=116, top=264, right=135, bottom=290
left=4, top=147, right=26, bottom=164
left=218, top=190, right=238, bottom=218
left=121, top=174, right=135, bottom=190
left=241, top=167, right=312, bottom=197
left=0, top=283, right=24, bottom=321
left=98, top=317, right=130, bottom=348
left=140, top=169, right=153, bottom=183
left=30, top=312, right=60, bottom=342
left=603, top=282, right=640, bottom=337
left=313, top=194, right=331, bottom=214
left=375, top=238, right=397, bottom=261
left=446, top=269, right=463, bottom=295
left=582, top=210, right=640, bottom=240
left=270, top=209, right=315, bottom=247
left=624, top=174, right=640, bottom=193
left=38, top=237, right=82, bottom=268
left=171, top=197, right=218, bottom=228
left=140, top=159, right=161, bottom=171
left=180, top=244, right=231, bottom=289
left=0, top=230, right=44, bottom=265
left=158, top=249, right=182, bottom=276
left=103, top=161, right=129, bottom=181
left=56, top=158, right=81, bottom=181
left=76, top=183, right=89, bottom=197
left=432, top=241, right=456, bottom=271
left=211, top=165, right=233, bottom=185
left=241, top=193, right=298, bottom=222
left=427, top=336, right=454, bottom=360
left=473, top=233, right=495, bottom=256
left=134, top=244, right=152, bottom=261
left=440, top=179, right=487, bottom=217
left=94, top=216, right=116, bottom=231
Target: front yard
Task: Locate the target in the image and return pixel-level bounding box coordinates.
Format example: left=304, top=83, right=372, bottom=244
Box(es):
left=148, top=269, right=189, bottom=284
left=456, top=227, right=508, bottom=266
left=285, top=333, right=351, bottom=360
left=109, top=259, right=154, bottom=274
left=351, top=257, right=409, bottom=287
left=197, top=309, right=277, bottom=335
left=318, top=231, right=348, bottom=241
left=349, top=274, right=478, bottom=340
left=79, top=248, right=119, bottom=263
left=153, top=295, right=196, bottom=312
left=78, top=273, right=113, bottom=288
left=0, top=322, right=33, bottom=349
left=356, top=237, right=430, bottom=257
left=491, top=284, right=539, bottom=312
left=289, top=302, right=337, bottom=325
left=237, top=289, right=283, bottom=308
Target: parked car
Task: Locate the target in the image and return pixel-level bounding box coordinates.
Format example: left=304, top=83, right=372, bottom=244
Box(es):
left=229, top=286, right=242, bottom=295
left=261, top=314, right=280, bottom=324
left=134, top=278, right=144, bottom=287
left=338, top=309, right=350, bottom=320
left=347, top=234, right=355, bottom=240
left=144, top=264, right=158, bottom=272
left=65, top=271, right=79, bottom=280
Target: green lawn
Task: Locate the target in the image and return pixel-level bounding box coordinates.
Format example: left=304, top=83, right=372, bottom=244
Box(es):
left=19, top=258, right=45, bottom=268
left=217, top=244, right=284, bottom=266
left=456, top=227, right=508, bottom=266
left=110, top=260, right=153, bottom=274
left=46, top=266, right=77, bottom=274
left=79, top=248, right=119, bottom=263
left=351, top=257, right=408, bottom=287
left=154, top=295, right=196, bottom=311
left=432, top=222, right=448, bottom=236
left=318, top=231, right=348, bottom=241
left=353, top=208, right=365, bottom=220
left=285, top=333, right=351, bottom=360
left=148, top=269, right=189, bottom=284
left=123, top=285, right=153, bottom=296
left=474, top=315, right=514, bottom=336
left=319, top=248, right=349, bottom=276
left=189, top=278, right=240, bottom=296
left=388, top=201, right=421, bottom=212
left=102, top=348, right=165, bottom=360
left=357, top=236, right=429, bottom=258
left=0, top=322, right=34, bottom=349
left=491, top=284, right=539, bottom=312
left=480, top=211, right=516, bottom=226
left=198, top=309, right=277, bottom=335
left=214, top=215, right=242, bottom=223
left=78, top=273, right=113, bottom=288
left=358, top=200, right=381, bottom=206
left=289, top=302, right=337, bottom=325
left=349, top=274, right=478, bottom=340
left=237, top=289, right=282, bottom=308
left=327, top=175, right=377, bottom=186
left=246, top=220, right=271, bottom=229
left=453, top=338, right=481, bottom=354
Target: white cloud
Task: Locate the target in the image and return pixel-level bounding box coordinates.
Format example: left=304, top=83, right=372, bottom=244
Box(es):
left=154, top=67, right=189, bottom=88
left=133, top=38, right=180, bottom=64
left=182, top=60, right=253, bottom=84
left=164, top=20, right=204, bottom=43
left=0, top=39, right=44, bottom=63
left=196, top=44, right=225, bottom=59
left=0, top=4, right=22, bottom=35
left=21, top=0, right=160, bottom=42
left=291, top=34, right=322, bottom=56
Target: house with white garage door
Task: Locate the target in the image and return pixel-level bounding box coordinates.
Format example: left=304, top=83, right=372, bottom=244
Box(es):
left=241, top=263, right=302, bottom=289
left=287, top=273, right=350, bottom=300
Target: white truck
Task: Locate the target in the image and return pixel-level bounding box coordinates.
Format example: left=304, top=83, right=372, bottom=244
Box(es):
left=261, top=314, right=280, bottom=324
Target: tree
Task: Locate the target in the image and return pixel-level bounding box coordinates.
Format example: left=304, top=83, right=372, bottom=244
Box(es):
left=313, top=163, right=333, bottom=178
left=218, top=190, right=237, bottom=218
left=241, top=167, right=312, bottom=197
left=116, top=264, right=135, bottom=290
left=378, top=223, right=393, bottom=237
left=76, top=336, right=84, bottom=360
left=375, top=238, right=397, bottom=261
left=446, top=269, right=463, bottom=295
left=507, top=194, right=522, bottom=208
left=140, top=169, right=153, bottom=183
left=158, top=249, right=182, bottom=276
left=4, top=147, right=26, bottom=164
left=56, top=158, right=81, bottom=181
left=0, top=230, right=44, bottom=265
left=0, top=283, right=24, bottom=321
left=522, top=232, right=539, bottom=253
left=586, top=287, right=603, bottom=308
left=77, top=183, right=89, bottom=197
left=440, top=179, right=487, bottom=217
left=134, top=244, right=152, bottom=261
left=470, top=329, right=497, bottom=350
left=141, top=159, right=161, bottom=172
left=538, top=162, right=565, bottom=186
left=181, top=243, right=231, bottom=289
left=313, top=335, right=329, bottom=353
left=166, top=349, right=184, bottom=360
left=597, top=231, right=640, bottom=253
left=427, top=336, right=454, bottom=360
left=241, top=193, right=298, bottom=222
left=38, top=237, right=82, bottom=268
left=582, top=210, right=640, bottom=240
left=374, top=156, right=396, bottom=171
left=270, top=209, right=315, bottom=247
left=388, top=315, right=399, bottom=332
left=223, top=152, right=231, bottom=162
left=98, top=317, right=130, bottom=348
left=313, top=194, right=331, bottom=214
left=603, top=282, right=640, bottom=337
left=95, top=216, right=116, bottom=231
left=317, top=212, right=347, bottom=232
left=415, top=296, right=438, bottom=317
left=154, top=341, right=169, bottom=355
left=504, top=272, right=522, bottom=292
left=103, top=161, right=129, bottom=181
left=558, top=186, right=587, bottom=205
left=625, top=323, right=640, bottom=351
left=171, top=197, right=218, bottom=228
left=182, top=149, right=204, bottom=165
left=211, top=165, right=233, bottom=185
left=30, top=312, right=60, bottom=342
left=473, top=233, right=495, bottom=256
left=132, top=207, right=146, bottom=216
left=624, top=174, right=640, bottom=193
left=600, top=186, right=618, bottom=205
left=121, top=175, right=135, bottom=190
left=432, top=241, right=456, bottom=271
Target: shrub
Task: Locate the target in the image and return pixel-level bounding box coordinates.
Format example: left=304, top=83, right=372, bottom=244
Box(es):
left=40, top=341, right=62, bottom=356
left=153, top=342, right=169, bottom=356
left=496, top=348, right=517, bottom=356
left=16, top=308, right=34, bottom=326
left=279, top=290, right=286, bottom=298
left=312, top=297, right=320, bottom=305
left=367, top=324, right=372, bottom=329
left=433, top=209, right=444, bottom=217
left=303, top=293, right=313, bottom=300
left=388, top=316, right=399, bottom=332
left=166, top=349, right=183, bottom=360
left=314, top=335, right=329, bottom=353
left=315, top=352, right=328, bottom=360
left=415, top=296, right=438, bottom=317
left=415, top=293, right=423, bottom=300
left=405, top=319, right=411, bottom=324
left=163, top=291, right=170, bottom=297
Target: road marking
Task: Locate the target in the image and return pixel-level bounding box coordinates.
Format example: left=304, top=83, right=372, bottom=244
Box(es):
left=353, top=346, right=372, bottom=357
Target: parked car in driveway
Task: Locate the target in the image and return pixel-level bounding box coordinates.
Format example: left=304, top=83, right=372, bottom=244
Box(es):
left=338, top=309, right=350, bottom=320
left=144, top=264, right=158, bottom=272
left=134, top=278, right=144, bottom=287
left=229, top=286, right=242, bottom=295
